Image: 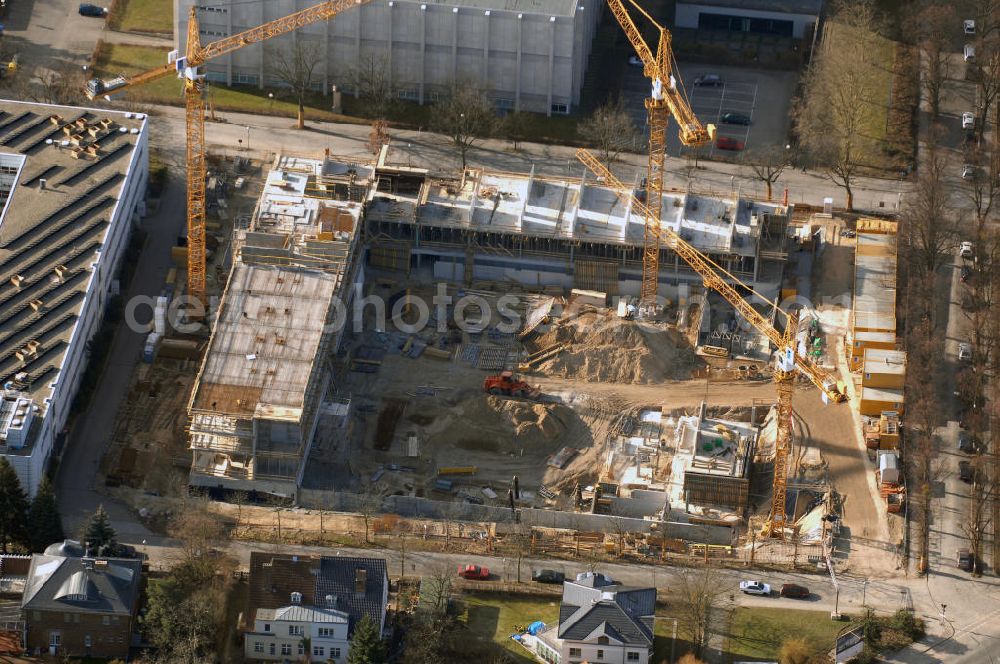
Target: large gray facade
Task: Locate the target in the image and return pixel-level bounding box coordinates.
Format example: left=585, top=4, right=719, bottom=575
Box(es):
left=173, top=0, right=602, bottom=115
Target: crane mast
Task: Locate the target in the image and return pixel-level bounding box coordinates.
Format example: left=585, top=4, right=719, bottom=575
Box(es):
left=576, top=148, right=845, bottom=539
left=604, top=0, right=714, bottom=304
left=86, top=0, right=370, bottom=309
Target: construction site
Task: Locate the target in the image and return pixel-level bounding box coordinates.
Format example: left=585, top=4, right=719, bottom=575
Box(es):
left=90, top=0, right=890, bottom=568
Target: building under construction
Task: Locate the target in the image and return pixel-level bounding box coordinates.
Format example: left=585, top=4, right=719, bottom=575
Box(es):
left=187, top=154, right=366, bottom=496
left=0, top=100, right=148, bottom=495
left=365, top=145, right=790, bottom=298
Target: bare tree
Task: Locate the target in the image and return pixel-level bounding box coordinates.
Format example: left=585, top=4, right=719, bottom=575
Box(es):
left=368, top=119, right=389, bottom=156
left=271, top=41, right=323, bottom=130
left=579, top=94, right=638, bottom=164
left=356, top=482, right=386, bottom=544
left=501, top=111, right=531, bottom=152
left=431, top=82, right=498, bottom=172
left=902, top=145, right=959, bottom=276
left=795, top=0, right=885, bottom=210
left=744, top=145, right=792, bottom=201
left=962, top=459, right=995, bottom=575
left=673, top=567, right=733, bottom=657
left=904, top=2, right=955, bottom=122
left=421, top=562, right=454, bottom=615
left=350, top=54, right=396, bottom=120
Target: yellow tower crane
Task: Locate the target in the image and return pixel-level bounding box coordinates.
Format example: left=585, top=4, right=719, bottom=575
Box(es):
left=605, top=0, right=715, bottom=304
left=85, top=0, right=373, bottom=309
left=576, top=149, right=846, bottom=539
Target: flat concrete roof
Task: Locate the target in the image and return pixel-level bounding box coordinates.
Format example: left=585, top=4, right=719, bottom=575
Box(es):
left=190, top=264, right=337, bottom=418
left=0, top=100, right=146, bottom=442
left=853, top=228, right=897, bottom=335
left=418, top=0, right=579, bottom=16
left=863, top=348, right=906, bottom=375
left=861, top=385, right=905, bottom=404
left=854, top=331, right=896, bottom=344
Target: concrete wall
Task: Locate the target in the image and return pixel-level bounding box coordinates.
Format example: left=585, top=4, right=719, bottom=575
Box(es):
left=174, top=0, right=602, bottom=115
left=6, top=117, right=149, bottom=497
left=674, top=2, right=818, bottom=39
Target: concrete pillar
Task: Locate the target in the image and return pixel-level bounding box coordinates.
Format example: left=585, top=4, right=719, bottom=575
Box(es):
left=515, top=14, right=523, bottom=111
left=568, top=170, right=583, bottom=237
left=546, top=17, right=556, bottom=117
left=419, top=4, right=427, bottom=103
left=482, top=11, right=491, bottom=89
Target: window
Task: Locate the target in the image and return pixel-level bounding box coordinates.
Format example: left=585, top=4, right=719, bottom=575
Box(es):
left=597, top=636, right=609, bottom=645
left=235, top=73, right=259, bottom=85
left=627, top=653, right=641, bottom=661
left=32, top=611, right=40, bottom=621
left=49, top=632, right=61, bottom=647
left=569, top=648, right=582, bottom=657
left=63, top=613, right=70, bottom=623
left=269, top=643, right=276, bottom=655
left=298, top=643, right=305, bottom=655
left=263, top=623, right=271, bottom=633
left=330, top=647, right=341, bottom=658
left=73, top=614, right=79, bottom=624
left=597, top=650, right=604, bottom=659
left=550, top=103, right=569, bottom=115
left=254, top=641, right=264, bottom=653
left=314, top=645, right=325, bottom=656
left=289, top=625, right=303, bottom=636
left=102, top=616, right=110, bottom=625
left=84, top=635, right=92, bottom=648
left=318, top=627, right=334, bottom=638
left=281, top=643, right=292, bottom=655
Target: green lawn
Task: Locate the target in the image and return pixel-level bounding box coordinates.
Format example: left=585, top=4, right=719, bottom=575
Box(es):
left=725, top=608, right=845, bottom=662
left=463, top=593, right=560, bottom=664
left=114, top=0, right=174, bottom=33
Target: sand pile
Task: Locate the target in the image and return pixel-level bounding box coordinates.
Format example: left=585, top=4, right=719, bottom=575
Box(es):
left=433, top=395, right=576, bottom=454
left=532, top=312, right=701, bottom=383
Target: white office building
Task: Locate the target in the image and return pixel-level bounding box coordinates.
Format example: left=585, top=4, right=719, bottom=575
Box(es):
left=173, top=0, right=602, bottom=115
left=0, top=100, right=149, bottom=495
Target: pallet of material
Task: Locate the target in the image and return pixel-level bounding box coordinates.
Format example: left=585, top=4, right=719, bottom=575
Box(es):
left=423, top=346, right=451, bottom=360
left=547, top=447, right=577, bottom=469
left=438, top=466, right=478, bottom=476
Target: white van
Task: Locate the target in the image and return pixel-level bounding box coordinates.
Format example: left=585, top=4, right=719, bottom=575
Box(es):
left=965, top=44, right=976, bottom=61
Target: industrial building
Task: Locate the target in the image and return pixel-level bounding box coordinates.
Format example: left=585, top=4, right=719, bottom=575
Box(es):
left=365, top=146, right=790, bottom=297
left=187, top=155, right=365, bottom=496
left=0, top=100, right=149, bottom=496
left=674, top=0, right=823, bottom=39
left=173, top=0, right=601, bottom=115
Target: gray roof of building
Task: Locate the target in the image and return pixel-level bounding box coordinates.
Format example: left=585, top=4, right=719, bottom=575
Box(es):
left=557, top=578, right=656, bottom=645
left=0, top=100, right=145, bottom=435
left=678, top=0, right=823, bottom=15
left=315, top=557, right=387, bottom=633
left=22, top=555, right=142, bottom=615
left=257, top=604, right=350, bottom=624
left=43, top=539, right=86, bottom=558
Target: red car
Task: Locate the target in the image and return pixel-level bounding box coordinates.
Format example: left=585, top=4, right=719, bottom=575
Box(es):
left=458, top=564, right=490, bottom=580
left=716, top=136, right=745, bottom=151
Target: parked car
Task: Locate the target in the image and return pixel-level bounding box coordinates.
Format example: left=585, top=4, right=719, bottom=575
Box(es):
left=78, top=3, right=108, bottom=16
left=965, top=44, right=976, bottom=62
left=693, top=74, right=723, bottom=87
left=532, top=569, right=565, bottom=584
left=958, top=430, right=980, bottom=453
left=958, top=548, right=974, bottom=571
left=739, top=580, right=771, bottom=596
left=963, top=112, right=976, bottom=129
left=780, top=583, right=810, bottom=599
left=959, top=460, right=974, bottom=483
left=627, top=55, right=643, bottom=67
left=965, top=19, right=976, bottom=34
left=960, top=241, right=975, bottom=258
left=961, top=265, right=973, bottom=282
left=720, top=112, right=751, bottom=125
left=457, top=564, right=490, bottom=580
left=962, top=164, right=979, bottom=179
left=958, top=342, right=972, bottom=361
left=840, top=228, right=856, bottom=238
left=716, top=136, right=744, bottom=151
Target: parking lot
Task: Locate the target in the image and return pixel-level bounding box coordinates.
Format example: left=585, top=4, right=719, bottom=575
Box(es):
left=620, top=62, right=797, bottom=159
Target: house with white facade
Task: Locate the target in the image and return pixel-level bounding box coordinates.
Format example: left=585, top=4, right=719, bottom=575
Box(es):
left=535, top=572, right=655, bottom=664
left=244, top=552, right=388, bottom=663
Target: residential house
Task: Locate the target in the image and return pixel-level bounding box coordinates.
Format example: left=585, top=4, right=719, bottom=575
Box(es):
left=245, top=552, right=388, bottom=663
left=535, top=572, right=655, bottom=664
left=21, top=541, right=143, bottom=659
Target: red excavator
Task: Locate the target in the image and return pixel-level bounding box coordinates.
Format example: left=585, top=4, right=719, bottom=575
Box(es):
left=483, top=371, right=541, bottom=399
